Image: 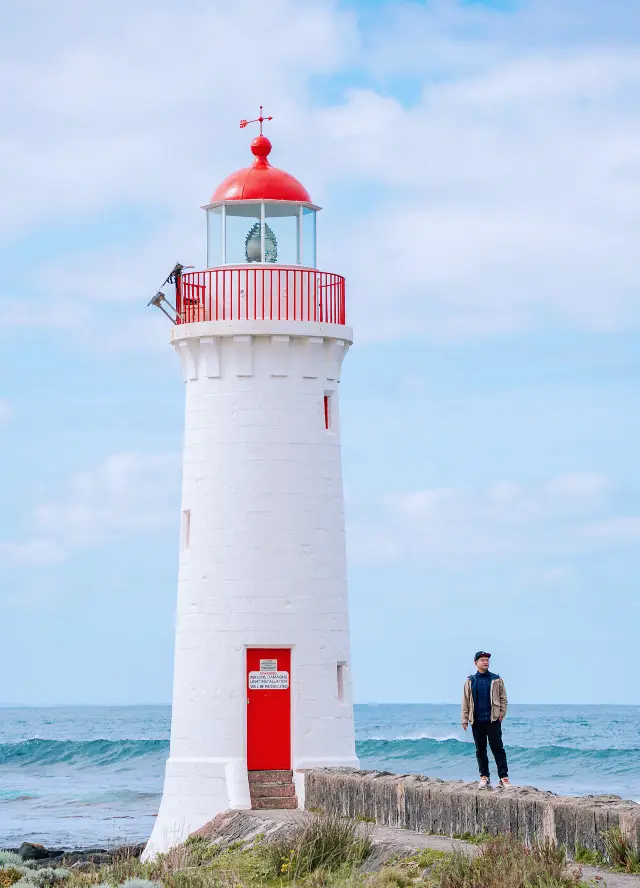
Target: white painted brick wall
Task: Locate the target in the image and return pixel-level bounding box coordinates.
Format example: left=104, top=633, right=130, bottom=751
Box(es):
left=144, top=320, right=358, bottom=858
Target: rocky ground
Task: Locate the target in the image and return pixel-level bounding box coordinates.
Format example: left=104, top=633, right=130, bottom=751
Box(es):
left=2, top=841, right=145, bottom=870
left=197, top=808, right=640, bottom=887
left=6, top=808, right=640, bottom=886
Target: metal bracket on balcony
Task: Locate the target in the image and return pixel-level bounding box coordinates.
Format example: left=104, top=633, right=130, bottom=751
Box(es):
left=148, top=290, right=178, bottom=324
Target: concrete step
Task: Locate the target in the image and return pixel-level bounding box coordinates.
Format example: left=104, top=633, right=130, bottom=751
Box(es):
left=248, top=770, right=293, bottom=785
left=250, top=783, right=296, bottom=799
left=252, top=796, right=298, bottom=810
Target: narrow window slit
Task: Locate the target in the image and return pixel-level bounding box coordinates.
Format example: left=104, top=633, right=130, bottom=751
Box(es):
left=182, top=509, right=191, bottom=550
left=337, top=662, right=346, bottom=702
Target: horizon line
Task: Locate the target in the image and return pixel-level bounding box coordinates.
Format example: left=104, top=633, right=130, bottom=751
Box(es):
left=1, top=701, right=639, bottom=708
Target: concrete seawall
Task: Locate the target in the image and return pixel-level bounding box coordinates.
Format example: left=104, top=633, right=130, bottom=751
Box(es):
left=303, top=769, right=640, bottom=855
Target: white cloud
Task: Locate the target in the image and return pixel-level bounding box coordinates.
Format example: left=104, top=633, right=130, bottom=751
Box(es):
left=581, top=516, right=640, bottom=542
left=3, top=0, right=640, bottom=346
left=0, top=0, right=358, bottom=239
left=0, top=0, right=358, bottom=348
left=34, top=452, right=180, bottom=547
left=322, top=48, right=640, bottom=340
left=0, top=539, right=65, bottom=567
left=349, top=472, right=639, bottom=564
left=1, top=452, right=180, bottom=566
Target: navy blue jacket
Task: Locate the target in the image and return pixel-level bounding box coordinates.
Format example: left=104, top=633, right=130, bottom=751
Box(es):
left=470, top=671, right=500, bottom=723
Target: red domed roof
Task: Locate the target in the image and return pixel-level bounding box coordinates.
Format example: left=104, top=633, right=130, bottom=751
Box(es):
left=211, top=135, right=311, bottom=203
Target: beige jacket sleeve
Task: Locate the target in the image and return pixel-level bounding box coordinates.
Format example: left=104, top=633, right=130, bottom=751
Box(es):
left=498, top=678, right=508, bottom=719
left=461, top=678, right=471, bottom=726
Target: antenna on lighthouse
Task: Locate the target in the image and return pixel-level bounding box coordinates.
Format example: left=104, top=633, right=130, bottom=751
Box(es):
left=148, top=290, right=177, bottom=323
left=147, top=262, right=193, bottom=324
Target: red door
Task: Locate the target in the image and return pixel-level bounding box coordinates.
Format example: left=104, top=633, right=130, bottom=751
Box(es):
left=246, top=648, right=291, bottom=770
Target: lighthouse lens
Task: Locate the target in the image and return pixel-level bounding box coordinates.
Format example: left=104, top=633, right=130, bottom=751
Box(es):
left=245, top=223, right=261, bottom=262
left=244, top=222, right=277, bottom=263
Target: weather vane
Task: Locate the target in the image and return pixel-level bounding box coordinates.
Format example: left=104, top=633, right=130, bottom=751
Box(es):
left=240, top=105, right=273, bottom=136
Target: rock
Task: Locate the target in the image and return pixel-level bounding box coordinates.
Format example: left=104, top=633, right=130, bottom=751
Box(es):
left=7, top=842, right=144, bottom=869
left=59, top=852, right=112, bottom=867
left=113, top=844, right=145, bottom=859
left=18, top=843, right=52, bottom=861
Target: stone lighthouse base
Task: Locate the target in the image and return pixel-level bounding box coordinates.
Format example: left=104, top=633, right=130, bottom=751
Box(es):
left=143, top=757, right=250, bottom=859
left=143, top=754, right=360, bottom=859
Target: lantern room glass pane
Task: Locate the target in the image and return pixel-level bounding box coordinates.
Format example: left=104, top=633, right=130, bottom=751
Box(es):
left=302, top=207, right=316, bottom=267
left=206, top=207, right=223, bottom=267
left=264, top=203, right=299, bottom=265
left=225, top=203, right=261, bottom=264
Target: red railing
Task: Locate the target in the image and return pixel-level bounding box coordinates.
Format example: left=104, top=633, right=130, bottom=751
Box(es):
left=176, top=267, right=346, bottom=325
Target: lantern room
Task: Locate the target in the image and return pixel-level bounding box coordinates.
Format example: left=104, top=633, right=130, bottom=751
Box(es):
left=203, top=133, right=318, bottom=268
left=167, top=110, right=344, bottom=327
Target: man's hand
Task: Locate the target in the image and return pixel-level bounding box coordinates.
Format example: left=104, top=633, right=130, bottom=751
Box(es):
left=462, top=722, right=468, bottom=731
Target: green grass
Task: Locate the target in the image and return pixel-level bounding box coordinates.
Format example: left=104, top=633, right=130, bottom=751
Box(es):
left=574, top=829, right=640, bottom=874
left=381, top=848, right=452, bottom=878
left=429, top=834, right=595, bottom=888
left=413, top=850, right=450, bottom=868
left=264, top=812, right=372, bottom=880
left=602, top=827, right=640, bottom=873
left=452, top=832, right=491, bottom=845
left=12, top=816, right=636, bottom=888
left=574, top=845, right=606, bottom=867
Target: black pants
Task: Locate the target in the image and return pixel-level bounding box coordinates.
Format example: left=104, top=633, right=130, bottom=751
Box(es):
left=472, top=720, right=508, bottom=779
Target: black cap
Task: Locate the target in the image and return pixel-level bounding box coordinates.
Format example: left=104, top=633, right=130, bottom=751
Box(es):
left=474, top=651, right=491, bottom=662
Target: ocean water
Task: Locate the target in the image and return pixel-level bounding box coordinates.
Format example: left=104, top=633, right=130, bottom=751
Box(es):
left=1, top=704, right=639, bottom=849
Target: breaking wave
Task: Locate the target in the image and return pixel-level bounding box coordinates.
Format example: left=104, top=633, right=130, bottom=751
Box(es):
left=356, top=736, right=640, bottom=776
left=0, top=738, right=168, bottom=767
left=3, top=735, right=639, bottom=783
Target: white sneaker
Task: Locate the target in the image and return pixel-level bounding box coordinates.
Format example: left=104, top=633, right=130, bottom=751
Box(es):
left=478, top=776, right=490, bottom=790
left=499, top=777, right=513, bottom=789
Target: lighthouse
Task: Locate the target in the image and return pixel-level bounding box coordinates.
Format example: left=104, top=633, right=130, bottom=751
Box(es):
left=144, top=111, right=359, bottom=857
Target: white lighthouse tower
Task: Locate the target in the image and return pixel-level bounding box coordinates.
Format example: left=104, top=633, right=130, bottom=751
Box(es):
left=145, top=111, right=359, bottom=857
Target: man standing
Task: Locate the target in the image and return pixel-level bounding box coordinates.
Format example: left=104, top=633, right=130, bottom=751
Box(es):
left=462, top=651, right=512, bottom=790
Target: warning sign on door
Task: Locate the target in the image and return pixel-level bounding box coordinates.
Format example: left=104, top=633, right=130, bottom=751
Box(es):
left=249, top=671, right=289, bottom=690
left=260, top=659, right=278, bottom=672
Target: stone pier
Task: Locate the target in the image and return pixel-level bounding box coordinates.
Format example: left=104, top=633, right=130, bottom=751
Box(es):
left=302, top=769, right=640, bottom=856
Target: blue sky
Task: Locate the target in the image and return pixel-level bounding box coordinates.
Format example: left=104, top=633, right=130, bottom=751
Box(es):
left=2, top=0, right=640, bottom=706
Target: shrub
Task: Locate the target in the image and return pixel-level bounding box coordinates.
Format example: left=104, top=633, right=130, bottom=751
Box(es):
left=0, top=868, right=24, bottom=888
left=431, top=834, right=590, bottom=888
left=16, top=870, right=70, bottom=888
left=265, top=812, right=372, bottom=880
left=602, top=827, right=640, bottom=873
left=574, top=844, right=606, bottom=867
left=0, top=857, right=22, bottom=869
left=374, top=869, right=413, bottom=888
left=181, top=837, right=221, bottom=866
